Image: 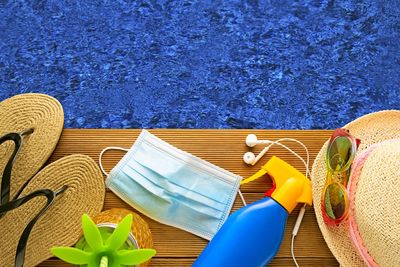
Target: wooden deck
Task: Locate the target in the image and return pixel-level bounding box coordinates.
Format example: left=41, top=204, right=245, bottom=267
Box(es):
left=38, top=129, right=338, bottom=267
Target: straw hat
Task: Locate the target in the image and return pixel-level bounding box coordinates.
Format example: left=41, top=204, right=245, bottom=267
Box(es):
left=311, top=110, right=400, bottom=267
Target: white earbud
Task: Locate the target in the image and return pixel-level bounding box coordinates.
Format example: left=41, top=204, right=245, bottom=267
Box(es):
left=243, top=152, right=256, bottom=165
left=242, top=146, right=271, bottom=165
left=245, top=134, right=271, bottom=147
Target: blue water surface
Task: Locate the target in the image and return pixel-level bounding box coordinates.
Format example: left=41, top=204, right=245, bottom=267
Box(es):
left=1, top=0, right=399, bottom=129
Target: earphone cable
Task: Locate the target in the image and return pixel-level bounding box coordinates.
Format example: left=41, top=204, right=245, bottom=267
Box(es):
left=238, top=190, right=247, bottom=206
left=257, top=138, right=310, bottom=267
left=291, top=233, right=300, bottom=267
left=262, top=138, right=310, bottom=178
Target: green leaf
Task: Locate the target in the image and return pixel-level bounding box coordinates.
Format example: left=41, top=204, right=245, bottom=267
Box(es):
left=105, top=214, right=132, bottom=250
left=88, top=261, right=100, bottom=267
left=109, top=260, right=122, bottom=267
left=116, top=249, right=156, bottom=265
left=51, top=247, right=91, bottom=264
left=82, top=214, right=104, bottom=251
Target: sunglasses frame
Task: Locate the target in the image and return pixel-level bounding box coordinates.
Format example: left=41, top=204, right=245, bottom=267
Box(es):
left=321, top=128, right=360, bottom=226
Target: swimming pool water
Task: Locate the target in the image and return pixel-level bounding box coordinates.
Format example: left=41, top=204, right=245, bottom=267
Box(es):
left=1, top=1, right=399, bottom=129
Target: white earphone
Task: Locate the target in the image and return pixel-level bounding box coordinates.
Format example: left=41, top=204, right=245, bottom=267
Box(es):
left=243, top=133, right=311, bottom=267
left=243, top=134, right=310, bottom=176
left=245, top=134, right=271, bottom=147
left=243, top=134, right=274, bottom=165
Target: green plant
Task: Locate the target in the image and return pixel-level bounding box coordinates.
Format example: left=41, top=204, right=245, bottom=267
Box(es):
left=51, top=214, right=156, bottom=267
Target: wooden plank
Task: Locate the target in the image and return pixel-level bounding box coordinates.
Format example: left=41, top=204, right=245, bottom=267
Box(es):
left=37, top=129, right=338, bottom=266
left=101, top=192, right=333, bottom=258
left=41, top=257, right=339, bottom=267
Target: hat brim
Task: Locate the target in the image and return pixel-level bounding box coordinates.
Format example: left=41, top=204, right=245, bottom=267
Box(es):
left=311, top=110, right=400, bottom=267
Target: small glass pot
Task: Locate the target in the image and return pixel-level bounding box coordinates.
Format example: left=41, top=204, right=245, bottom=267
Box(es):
left=75, top=208, right=153, bottom=267
left=75, top=223, right=139, bottom=267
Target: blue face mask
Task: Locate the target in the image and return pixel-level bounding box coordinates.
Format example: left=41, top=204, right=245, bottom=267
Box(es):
left=99, top=130, right=243, bottom=240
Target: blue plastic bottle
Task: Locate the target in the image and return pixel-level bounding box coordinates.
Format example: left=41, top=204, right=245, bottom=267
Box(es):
left=193, top=156, right=312, bottom=267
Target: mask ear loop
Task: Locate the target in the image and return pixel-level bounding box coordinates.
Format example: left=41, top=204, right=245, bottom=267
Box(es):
left=99, top=147, right=130, bottom=176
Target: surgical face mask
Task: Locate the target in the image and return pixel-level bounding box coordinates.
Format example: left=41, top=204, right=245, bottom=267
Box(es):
left=99, top=130, right=243, bottom=240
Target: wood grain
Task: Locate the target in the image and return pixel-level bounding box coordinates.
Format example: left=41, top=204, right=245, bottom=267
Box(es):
left=40, top=257, right=338, bottom=267
left=36, top=129, right=338, bottom=267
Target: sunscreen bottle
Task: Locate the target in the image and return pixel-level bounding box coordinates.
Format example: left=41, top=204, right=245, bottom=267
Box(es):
left=193, top=156, right=312, bottom=267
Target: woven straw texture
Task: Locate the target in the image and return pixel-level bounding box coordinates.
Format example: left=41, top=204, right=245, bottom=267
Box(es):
left=347, top=144, right=379, bottom=267
left=311, top=110, right=400, bottom=267
left=351, top=141, right=400, bottom=266
left=0, top=93, right=64, bottom=198
left=93, top=208, right=154, bottom=267
left=0, top=154, right=105, bottom=267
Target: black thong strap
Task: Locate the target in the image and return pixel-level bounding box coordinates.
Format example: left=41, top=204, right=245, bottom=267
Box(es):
left=0, top=185, right=68, bottom=267
left=0, top=128, right=34, bottom=208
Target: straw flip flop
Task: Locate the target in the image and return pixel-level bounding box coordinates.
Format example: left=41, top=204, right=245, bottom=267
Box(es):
left=0, top=93, right=64, bottom=204
left=0, top=154, right=105, bottom=267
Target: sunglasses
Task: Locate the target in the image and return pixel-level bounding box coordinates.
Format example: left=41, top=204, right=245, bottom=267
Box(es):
left=321, top=128, right=360, bottom=226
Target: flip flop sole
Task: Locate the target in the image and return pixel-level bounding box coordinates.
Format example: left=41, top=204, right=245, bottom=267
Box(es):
left=0, top=93, right=64, bottom=198
left=0, top=154, right=105, bottom=267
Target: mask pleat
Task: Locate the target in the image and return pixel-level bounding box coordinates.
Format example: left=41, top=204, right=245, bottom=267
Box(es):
left=121, top=164, right=225, bottom=219
left=125, top=159, right=227, bottom=209
left=108, top=171, right=225, bottom=237
left=133, top=140, right=234, bottom=204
